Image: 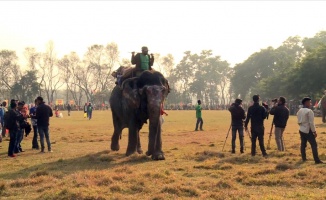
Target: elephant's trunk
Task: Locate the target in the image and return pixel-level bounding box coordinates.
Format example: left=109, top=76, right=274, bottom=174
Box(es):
left=144, top=85, right=165, bottom=156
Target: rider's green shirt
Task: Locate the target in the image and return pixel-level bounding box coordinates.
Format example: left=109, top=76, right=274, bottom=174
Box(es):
left=140, top=54, right=150, bottom=70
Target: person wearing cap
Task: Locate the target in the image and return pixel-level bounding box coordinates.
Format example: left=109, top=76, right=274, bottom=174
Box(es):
left=297, top=97, right=323, bottom=164
left=228, top=99, right=246, bottom=153
left=194, top=100, right=204, bottom=131
left=245, top=95, right=268, bottom=157
left=34, top=96, right=53, bottom=153
left=269, top=96, right=289, bottom=151
left=320, top=90, right=326, bottom=123
left=119, top=46, right=155, bottom=85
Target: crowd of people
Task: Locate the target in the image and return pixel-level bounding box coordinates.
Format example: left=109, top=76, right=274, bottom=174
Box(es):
left=224, top=94, right=324, bottom=164
left=0, top=97, right=53, bottom=157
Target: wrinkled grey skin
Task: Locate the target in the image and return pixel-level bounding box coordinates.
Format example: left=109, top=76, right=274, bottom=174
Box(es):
left=109, top=71, right=169, bottom=160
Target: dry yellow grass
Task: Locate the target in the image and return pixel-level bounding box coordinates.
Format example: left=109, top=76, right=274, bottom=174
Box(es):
left=0, top=110, right=326, bottom=200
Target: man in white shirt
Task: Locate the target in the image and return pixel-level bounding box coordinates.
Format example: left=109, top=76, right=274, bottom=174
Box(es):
left=297, top=97, right=323, bottom=164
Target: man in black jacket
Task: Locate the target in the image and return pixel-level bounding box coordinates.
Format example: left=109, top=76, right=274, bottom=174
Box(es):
left=35, top=96, right=53, bottom=153
left=6, top=101, right=24, bottom=157
left=269, top=96, right=289, bottom=151
left=245, top=95, right=268, bottom=157
left=228, top=99, right=246, bottom=153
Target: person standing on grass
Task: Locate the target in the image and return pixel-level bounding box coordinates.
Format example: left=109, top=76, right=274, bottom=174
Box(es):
left=29, top=99, right=39, bottom=150
left=67, top=104, right=71, bottom=116
left=269, top=96, right=289, bottom=151
left=15, top=101, right=28, bottom=153
left=297, top=97, right=323, bottom=164
left=6, top=101, right=24, bottom=157
left=228, top=99, right=246, bottom=154
left=245, top=95, right=268, bottom=157
left=83, top=103, right=88, bottom=118
left=195, top=100, right=204, bottom=131
left=87, top=103, right=93, bottom=120
left=34, top=96, right=53, bottom=153
left=1, top=101, right=8, bottom=137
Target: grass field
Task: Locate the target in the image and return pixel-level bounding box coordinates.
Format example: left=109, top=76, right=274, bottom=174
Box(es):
left=1, top=110, right=326, bottom=200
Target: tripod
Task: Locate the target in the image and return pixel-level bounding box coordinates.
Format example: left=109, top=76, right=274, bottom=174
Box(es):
left=267, top=122, right=274, bottom=150
left=222, top=125, right=232, bottom=152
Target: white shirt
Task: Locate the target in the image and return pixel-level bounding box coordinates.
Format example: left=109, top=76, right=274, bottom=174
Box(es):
left=297, top=108, right=316, bottom=134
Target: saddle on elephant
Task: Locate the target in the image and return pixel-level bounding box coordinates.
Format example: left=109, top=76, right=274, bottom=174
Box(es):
left=112, top=66, right=156, bottom=87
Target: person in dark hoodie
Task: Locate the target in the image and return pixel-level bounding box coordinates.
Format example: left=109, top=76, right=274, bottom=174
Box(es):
left=269, top=96, right=289, bottom=151
left=228, top=99, right=246, bottom=154
left=6, top=100, right=24, bottom=157
left=245, top=95, right=268, bottom=157
left=34, top=96, right=53, bottom=153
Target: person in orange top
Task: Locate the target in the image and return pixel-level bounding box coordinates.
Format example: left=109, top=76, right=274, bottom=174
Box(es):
left=160, top=103, right=168, bottom=124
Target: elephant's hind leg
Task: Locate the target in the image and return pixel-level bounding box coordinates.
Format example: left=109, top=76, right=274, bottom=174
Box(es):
left=111, top=114, right=122, bottom=151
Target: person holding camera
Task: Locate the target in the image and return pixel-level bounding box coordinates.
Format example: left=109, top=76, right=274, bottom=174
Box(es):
left=228, top=99, right=246, bottom=153
left=297, top=97, right=323, bottom=164
left=269, top=97, right=289, bottom=151
left=245, top=95, right=268, bottom=157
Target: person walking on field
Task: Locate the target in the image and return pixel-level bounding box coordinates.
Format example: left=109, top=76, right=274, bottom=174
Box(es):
left=195, top=100, right=204, bottom=131
left=297, top=97, right=323, bottom=164
left=83, top=103, right=88, bottom=118
left=34, top=96, right=53, bottom=153
left=319, top=90, right=326, bottom=123
left=228, top=99, right=246, bottom=154
left=87, top=103, right=93, bottom=120
left=245, top=95, right=268, bottom=157
left=269, top=96, right=289, bottom=151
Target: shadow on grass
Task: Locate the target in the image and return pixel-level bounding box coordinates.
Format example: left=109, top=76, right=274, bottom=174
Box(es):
left=0, top=150, right=153, bottom=180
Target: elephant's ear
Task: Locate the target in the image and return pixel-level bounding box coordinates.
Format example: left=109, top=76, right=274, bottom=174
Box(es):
left=122, top=78, right=140, bottom=108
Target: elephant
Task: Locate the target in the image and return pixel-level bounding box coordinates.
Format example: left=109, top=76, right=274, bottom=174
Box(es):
left=109, top=70, right=169, bottom=160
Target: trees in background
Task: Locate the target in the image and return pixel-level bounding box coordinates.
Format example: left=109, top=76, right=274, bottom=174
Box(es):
left=2, top=30, right=326, bottom=106
left=230, top=31, right=326, bottom=102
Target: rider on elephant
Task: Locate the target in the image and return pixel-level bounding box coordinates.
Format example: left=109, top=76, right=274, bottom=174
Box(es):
left=120, top=46, right=154, bottom=85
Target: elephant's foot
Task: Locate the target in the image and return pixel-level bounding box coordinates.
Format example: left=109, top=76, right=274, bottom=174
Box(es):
left=146, top=151, right=152, bottom=156
left=111, top=143, right=120, bottom=151
left=137, top=147, right=143, bottom=154
left=151, top=152, right=165, bottom=160
left=126, top=146, right=137, bottom=156
left=126, top=149, right=137, bottom=156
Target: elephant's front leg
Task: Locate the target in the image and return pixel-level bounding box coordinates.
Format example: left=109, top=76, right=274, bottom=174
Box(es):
left=137, top=130, right=143, bottom=154
left=126, top=120, right=138, bottom=156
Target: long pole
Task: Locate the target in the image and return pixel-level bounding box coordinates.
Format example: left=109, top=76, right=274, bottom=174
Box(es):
left=222, top=125, right=232, bottom=152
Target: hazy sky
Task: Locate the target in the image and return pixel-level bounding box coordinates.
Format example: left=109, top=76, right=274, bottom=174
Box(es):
left=1, top=1, right=326, bottom=68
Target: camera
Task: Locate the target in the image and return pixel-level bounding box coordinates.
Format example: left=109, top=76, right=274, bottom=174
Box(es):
left=271, top=98, right=278, bottom=103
